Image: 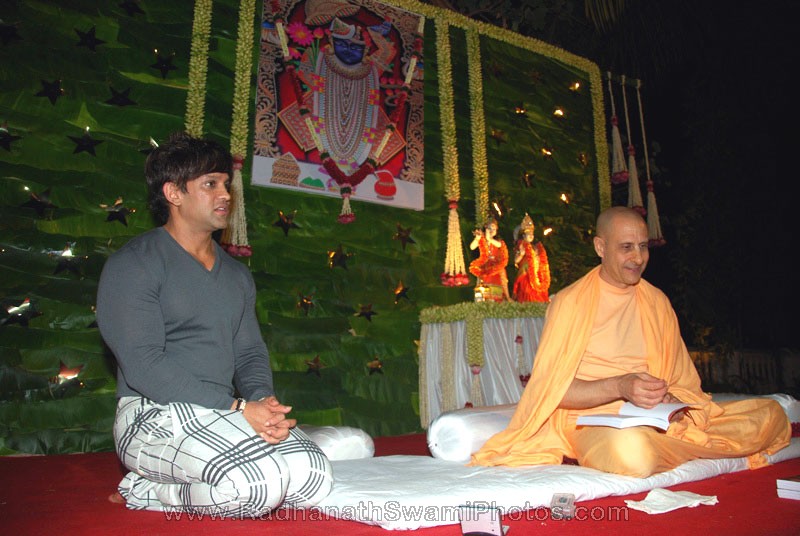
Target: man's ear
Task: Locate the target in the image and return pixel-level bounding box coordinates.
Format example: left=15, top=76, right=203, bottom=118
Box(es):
left=162, top=182, right=181, bottom=207
left=593, top=236, right=605, bottom=258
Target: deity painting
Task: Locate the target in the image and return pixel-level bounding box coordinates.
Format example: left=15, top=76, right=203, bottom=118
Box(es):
left=252, top=0, right=425, bottom=217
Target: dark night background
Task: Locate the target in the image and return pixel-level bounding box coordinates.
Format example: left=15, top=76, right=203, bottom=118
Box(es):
left=435, top=0, right=798, bottom=350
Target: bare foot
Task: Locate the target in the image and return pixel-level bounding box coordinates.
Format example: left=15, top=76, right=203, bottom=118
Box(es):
left=108, top=491, right=125, bottom=504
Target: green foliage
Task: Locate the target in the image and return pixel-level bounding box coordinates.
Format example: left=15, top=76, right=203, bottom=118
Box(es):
left=0, top=0, right=600, bottom=453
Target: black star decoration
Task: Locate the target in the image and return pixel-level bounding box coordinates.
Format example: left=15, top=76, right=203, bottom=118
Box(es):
left=354, top=304, right=377, bottom=322
left=20, top=187, right=57, bottom=217
left=119, top=0, right=145, bottom=17
left=2, top=298, right=42, bottom=327
left=273, top=210, right=299, bottom=236
left=327, top=245, right=352, bottom=270
left=75, top=26, right=105, bottom=51
left=0, top=125, right=21, bottom=151
left=0, top=21, right=22, bottom=46
left=297, top=293, right=314, bottom=315
left=393, top=281, right=411, bottom=304
left=35, top=79, right=64, bottom=105
left=53, top=243, right=84, bottom=277
left=101, top=197, right=135, bottom=226
left=68, top=131, right=103, bottom=156
left=392, top=224, right=416, bottom=251
left=105, top=86, right=136, bottom=107
left=151, top=52, right=177, bottom=79
left=305, top=355, right=325, bottom=377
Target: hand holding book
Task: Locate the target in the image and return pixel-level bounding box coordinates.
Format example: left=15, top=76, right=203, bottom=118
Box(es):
left=576, top=402, right=691, bottom=431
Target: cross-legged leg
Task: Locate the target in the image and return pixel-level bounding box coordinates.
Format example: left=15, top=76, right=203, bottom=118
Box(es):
left=113, top=397, right=332, bottom=517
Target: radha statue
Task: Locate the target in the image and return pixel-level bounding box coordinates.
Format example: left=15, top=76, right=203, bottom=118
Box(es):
left=512, top=213, right=550, bottom=302
left=469, top=217, right=511, bottom=302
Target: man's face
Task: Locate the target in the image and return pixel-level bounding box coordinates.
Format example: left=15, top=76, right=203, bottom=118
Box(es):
left=593, top=215, right=649, bottom=288
left=171, top=172, right=231, bottom=232
left=333, top=37, right=365, bottom=65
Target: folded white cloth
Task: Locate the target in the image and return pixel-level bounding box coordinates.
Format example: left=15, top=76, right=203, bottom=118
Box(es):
left=624, top=488, right=718, bottom=514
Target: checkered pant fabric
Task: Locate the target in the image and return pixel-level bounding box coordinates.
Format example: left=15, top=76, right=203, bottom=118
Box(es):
left=113, top=397, right=333, bottom=517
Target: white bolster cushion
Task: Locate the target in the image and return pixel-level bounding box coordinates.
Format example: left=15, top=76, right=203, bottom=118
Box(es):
left=299, top=425, right=375, bottom=461
left=427, top=404, right=516, bottom=463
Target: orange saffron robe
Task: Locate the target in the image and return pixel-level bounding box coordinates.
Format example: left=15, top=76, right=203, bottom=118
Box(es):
left=471, top=266, right=790, bottom=473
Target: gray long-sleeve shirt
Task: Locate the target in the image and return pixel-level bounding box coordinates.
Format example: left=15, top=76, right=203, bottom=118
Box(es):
left=96, top=227, right=274, bottom=409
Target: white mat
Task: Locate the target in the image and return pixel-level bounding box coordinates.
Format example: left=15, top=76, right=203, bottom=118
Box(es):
left=314, top=438, right=800, bottom=530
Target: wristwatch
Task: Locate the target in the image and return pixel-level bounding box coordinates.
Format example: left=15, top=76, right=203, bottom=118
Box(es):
left=234, top=398, right=247, bottom=412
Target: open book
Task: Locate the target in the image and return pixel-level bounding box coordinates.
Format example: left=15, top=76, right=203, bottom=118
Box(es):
left=576, top=402, right=689, bottom=431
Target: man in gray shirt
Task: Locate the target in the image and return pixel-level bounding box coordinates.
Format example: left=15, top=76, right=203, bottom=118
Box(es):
left=97, top=132, right=332, bottom=517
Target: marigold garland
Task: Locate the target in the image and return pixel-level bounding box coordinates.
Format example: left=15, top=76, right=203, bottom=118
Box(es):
left=185, top=0, right=213, bottom=137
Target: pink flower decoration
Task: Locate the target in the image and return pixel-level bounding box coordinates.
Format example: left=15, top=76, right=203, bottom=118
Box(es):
left=313, top=27, right=325, bottom=39
left=287, top=21, right=314, bottom=46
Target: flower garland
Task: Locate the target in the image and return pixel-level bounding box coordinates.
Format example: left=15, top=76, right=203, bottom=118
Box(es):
left=185, top=0, right=213, bottom=137
left=271, top=2, right=424, bottom=224
left=221, top=0, right=257, bottom=257
left=466, top=29, right=489, bottom=226
left=436, top=19, right=469, bottom=287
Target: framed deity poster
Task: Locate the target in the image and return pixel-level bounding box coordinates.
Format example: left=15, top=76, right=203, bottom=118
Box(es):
left=253, top=0, right=425, bottom=216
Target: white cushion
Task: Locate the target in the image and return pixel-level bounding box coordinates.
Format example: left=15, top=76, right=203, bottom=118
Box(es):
left=427, top=404, right=516, bottom=463
left=299, top=425, right=375, bottom=461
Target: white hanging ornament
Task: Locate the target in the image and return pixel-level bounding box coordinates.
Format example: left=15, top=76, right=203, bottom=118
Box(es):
left=621, top=77, right=645, bottom=215
left=634, top=80, right=665, bottom=246
left=607, top=73, right=628, bottom=184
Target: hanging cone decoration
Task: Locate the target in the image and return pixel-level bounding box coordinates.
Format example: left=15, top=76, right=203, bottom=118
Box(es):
left=634, top=80, right=665, bottom=246
left=610, top=116, right=628, bottom=184
left=337, top=186, right=355, bottom=224
left=221, top=156, right=252, bottom=256
left=607, top=73, right=628, bottom=184
left=620, top=77, right=645, bottom=215
left=646, top=181, right=666, bottom=246
left=626, top=144, right=645, bottom=216
left=440, top=200, right=470, bottom=286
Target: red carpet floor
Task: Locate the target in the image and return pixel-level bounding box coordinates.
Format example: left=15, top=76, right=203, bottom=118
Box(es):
left=2, top=433, right=798, bottom=535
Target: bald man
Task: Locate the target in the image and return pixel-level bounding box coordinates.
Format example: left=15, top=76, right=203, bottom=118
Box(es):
left=472, top=207, right=790, bottom=477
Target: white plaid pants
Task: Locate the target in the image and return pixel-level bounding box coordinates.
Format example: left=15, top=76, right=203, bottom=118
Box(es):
left=113, top=397, right=333, bottom=517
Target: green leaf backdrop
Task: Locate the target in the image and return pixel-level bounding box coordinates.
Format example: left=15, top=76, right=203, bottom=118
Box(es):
left=0, top=0, right=604, bottom=454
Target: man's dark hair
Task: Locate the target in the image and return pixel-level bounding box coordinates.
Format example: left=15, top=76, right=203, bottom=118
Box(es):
left=145, top=132, right=232, bottom=225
